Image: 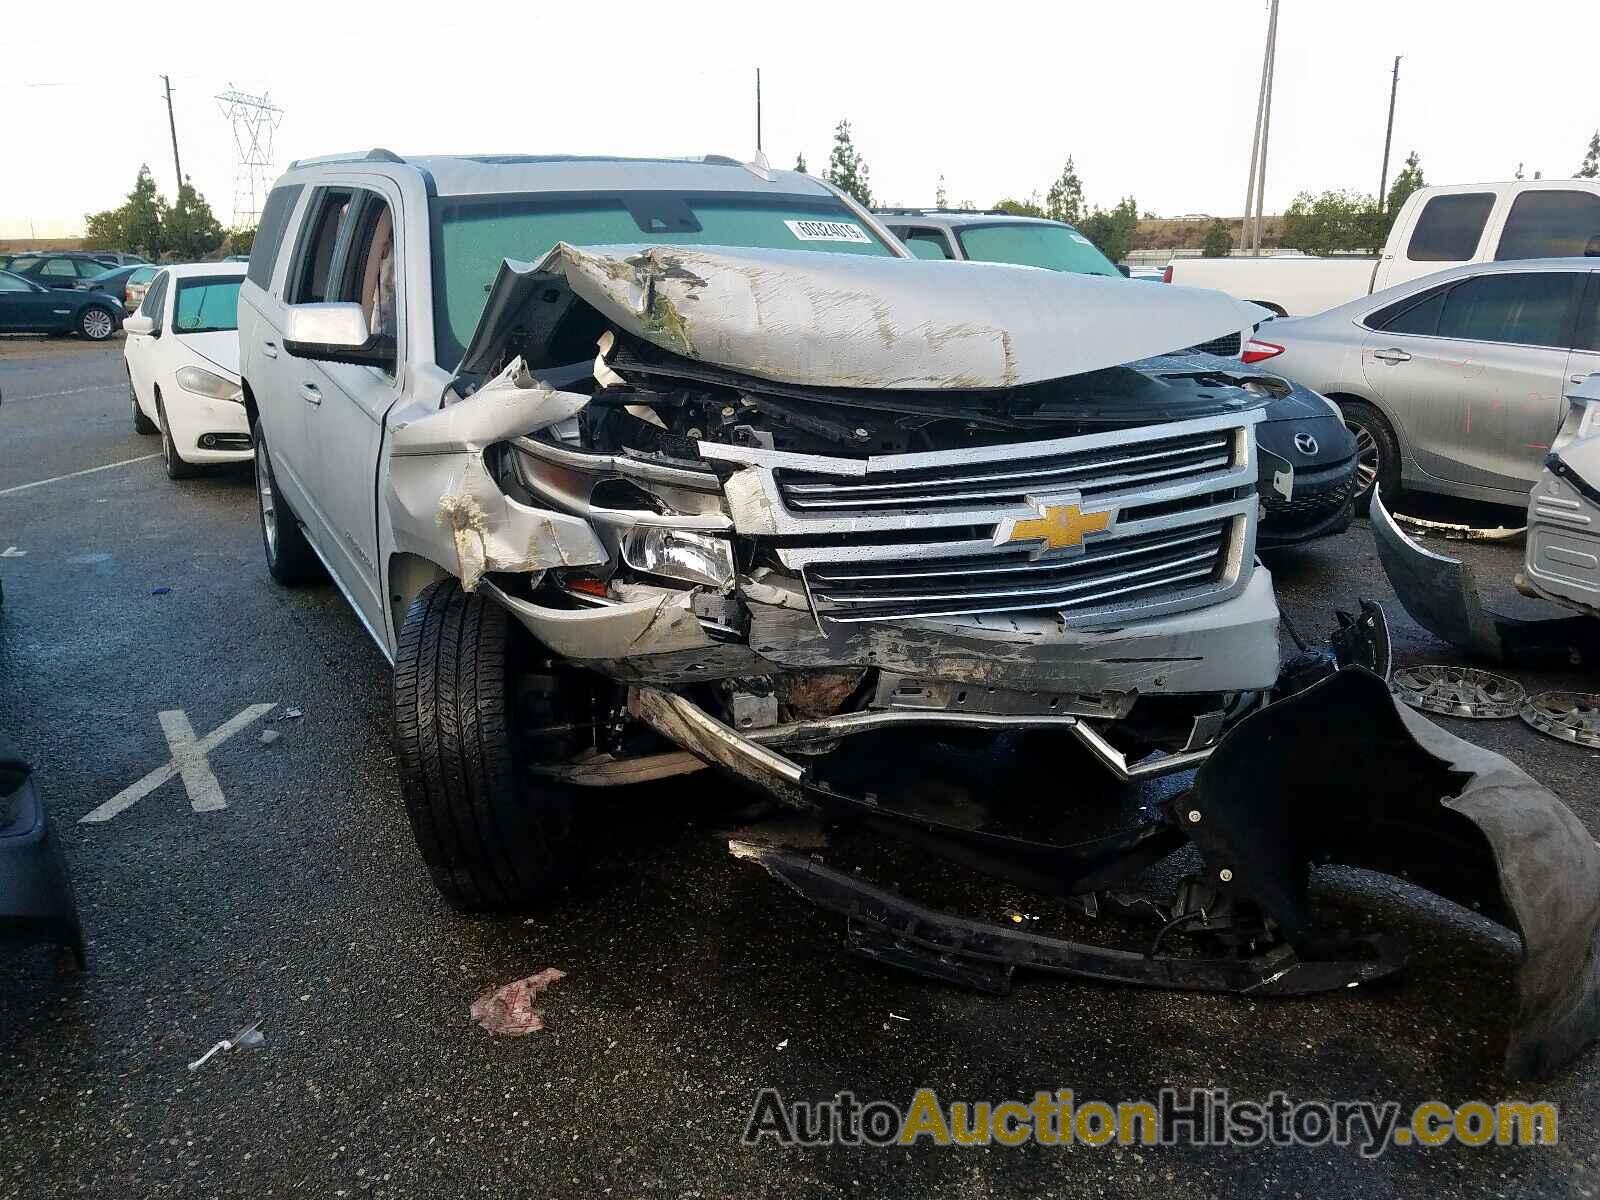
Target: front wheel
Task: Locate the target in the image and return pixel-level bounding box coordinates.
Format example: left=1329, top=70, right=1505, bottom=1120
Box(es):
left=393, top=579, right=580, bottom=911
left=129, top=369, right=157, bottom=434
left=156, top=392, right=200, bottom=480
left=1337, top=400, right=1401, bottom=514
left=78, top=305, right=116, bottom=341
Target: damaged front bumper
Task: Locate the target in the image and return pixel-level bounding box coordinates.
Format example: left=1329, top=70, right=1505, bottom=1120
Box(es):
left=652, top=667, right=1599, bottom=1080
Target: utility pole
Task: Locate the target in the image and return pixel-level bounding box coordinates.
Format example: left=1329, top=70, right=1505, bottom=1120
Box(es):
left=161, top=74, right=183, bottom=193
left=1240, top=0, right=1279, bottom=255
left=755, top=68, right=763, bottom=155
left=1378, top=56, right=1400, bottom=211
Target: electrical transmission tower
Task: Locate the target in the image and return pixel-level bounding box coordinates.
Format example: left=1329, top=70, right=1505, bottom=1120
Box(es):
left=215, top=86, right=284, bottom=229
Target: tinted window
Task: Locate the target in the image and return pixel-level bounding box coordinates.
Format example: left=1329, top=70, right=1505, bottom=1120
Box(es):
left=247, top=183, right=305, bottom=291
left=0, top=271, right=30, bottom=293
left=899, top=227, right=954, bottom=260
left=955, top=222, right=1121, bottom=276
left=1370, top=287, right=1447, bottom=336
left=8, top=257, right=40, bottom=273
left=1495, top=190, right=1600, bottom=261
left=1435, top=272, right=1581, bottom=348
left=173, top=277, right=243, bottom=333
left=41, top=259, right=78, bottom=278
left=1407, top=193, right=1494, bottom=262
left=139, top=272, right=168, bottom=328
left=1575, top=275, right=1600, bottom=353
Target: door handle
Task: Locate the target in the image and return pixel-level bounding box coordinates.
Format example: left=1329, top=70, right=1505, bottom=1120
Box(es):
left=299, top=383, right=322, bottom=406
left=1373, top=347, right=1411, bottom=363
left=262, top=341, right=278, bottom=359
left=1575, top=374, right=1596, bottom=385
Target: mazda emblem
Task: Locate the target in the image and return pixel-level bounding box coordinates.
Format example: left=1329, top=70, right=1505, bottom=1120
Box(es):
left=1293, top=432, right=1319, bottom=456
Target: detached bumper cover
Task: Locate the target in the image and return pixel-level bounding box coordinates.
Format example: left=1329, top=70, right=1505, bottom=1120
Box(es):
left=1187, top=668, right=1600, bottom=1079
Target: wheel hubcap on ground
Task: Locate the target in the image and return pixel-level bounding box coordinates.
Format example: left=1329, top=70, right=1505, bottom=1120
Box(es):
left=83, top=310, right=113, bottom=339
left=257, top=443, right=278, bottom=557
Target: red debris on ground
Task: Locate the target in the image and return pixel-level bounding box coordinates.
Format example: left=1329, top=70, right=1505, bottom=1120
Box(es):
left=470, top=968, right=567, bottom=1036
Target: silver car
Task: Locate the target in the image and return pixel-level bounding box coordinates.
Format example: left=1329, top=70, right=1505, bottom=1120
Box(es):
left=1250, top=258, right=1600, bottom=507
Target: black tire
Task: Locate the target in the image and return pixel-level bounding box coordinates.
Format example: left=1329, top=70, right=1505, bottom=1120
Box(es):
left=129, top=369, right=157, bottom=434
left=156, top=391, right=200, bottom=480
left=252, top=419, right=323, bottom=585
left=1337, top=399, right=1401, bottom=514
left=78, top=305, right=116, bottom=341
left=393, top=579, right=579, bottom=911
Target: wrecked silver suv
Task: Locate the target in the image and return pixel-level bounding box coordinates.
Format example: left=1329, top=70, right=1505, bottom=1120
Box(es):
left=239, top=153, right=1600, bottom=1080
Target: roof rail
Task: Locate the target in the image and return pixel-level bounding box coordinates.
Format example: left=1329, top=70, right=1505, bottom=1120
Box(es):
left=286, top=147, right=406, bottom=169
left=875, top=206, right=1016, bottom=217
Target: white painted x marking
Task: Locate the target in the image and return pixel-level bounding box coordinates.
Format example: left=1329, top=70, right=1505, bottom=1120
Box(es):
left=80, top=704, right=277, bottom=824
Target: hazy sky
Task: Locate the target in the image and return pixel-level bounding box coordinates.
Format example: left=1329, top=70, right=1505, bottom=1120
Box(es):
left=4, top=0, right=1596, bottom=238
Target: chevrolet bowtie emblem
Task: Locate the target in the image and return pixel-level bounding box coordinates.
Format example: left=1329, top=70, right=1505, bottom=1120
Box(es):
left=996, top=498, right=1114, bottom=557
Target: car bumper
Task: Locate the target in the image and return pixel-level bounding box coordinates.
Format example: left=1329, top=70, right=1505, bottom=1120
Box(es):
left=1259, top=454, right=1358, bottom=546
left=163, top=387, right=253, bottom=463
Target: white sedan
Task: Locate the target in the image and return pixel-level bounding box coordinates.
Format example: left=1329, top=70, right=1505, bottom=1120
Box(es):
left=124, top=262, right=251, bottom=479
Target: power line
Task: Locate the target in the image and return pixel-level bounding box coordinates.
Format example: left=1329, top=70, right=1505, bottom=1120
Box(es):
left=215, top=86, right=284, bottom=229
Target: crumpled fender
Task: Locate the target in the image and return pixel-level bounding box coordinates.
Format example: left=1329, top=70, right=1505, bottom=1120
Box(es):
left=1185, top=668, right=1600, bottom=1079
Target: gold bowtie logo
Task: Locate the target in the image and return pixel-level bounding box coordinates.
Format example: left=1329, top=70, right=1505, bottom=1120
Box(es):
left=999, top=499, right=1114, bottom=556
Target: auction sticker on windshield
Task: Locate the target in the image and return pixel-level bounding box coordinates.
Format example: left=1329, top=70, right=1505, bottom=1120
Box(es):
left=785, top=219, right=872, bottom=244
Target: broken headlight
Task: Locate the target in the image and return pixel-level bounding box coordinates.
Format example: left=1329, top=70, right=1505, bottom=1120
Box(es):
left=175, top=365, right=243, bottom=403
left=620, top=527, right=735, bottom=589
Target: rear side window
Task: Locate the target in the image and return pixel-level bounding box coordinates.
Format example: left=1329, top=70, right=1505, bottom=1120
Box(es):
left=41, top=259, right=79, bottom=279
left=1407, top=193, right=1494, bottom=262
left=1495, top=190, right=1600, bottom=261
left=1435, top=272, right=1581, bottom=348
left=247, top=183, right=305, bottom=291
left=899, top=227, right=955, bottom=260
left=1574, top=274, right=1600, bottom=353
left=1368, top=286, right=1448, bottom=336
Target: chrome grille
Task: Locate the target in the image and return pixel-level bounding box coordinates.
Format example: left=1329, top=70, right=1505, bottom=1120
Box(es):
left=776, top=429, right=1235, bottom=516
left=806, top=519, right=1235, bottom=623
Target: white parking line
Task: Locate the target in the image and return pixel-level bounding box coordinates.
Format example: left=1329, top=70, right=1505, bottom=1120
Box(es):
left=16, top=384, right=121, bottom=401
left=80, top=704, right=277, bottom=823
left=0, top=453, right=161, bottom=497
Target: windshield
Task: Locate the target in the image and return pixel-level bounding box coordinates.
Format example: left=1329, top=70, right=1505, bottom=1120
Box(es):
left=431, top=190, right=895, bottom=370
left=955, top=222, right=1120, bottom=277
left=172, top=277, right=242, bottom=334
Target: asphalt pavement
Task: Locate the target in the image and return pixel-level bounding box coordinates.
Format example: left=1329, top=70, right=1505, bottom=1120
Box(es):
left=2, top=335, right=1598, bottom=1198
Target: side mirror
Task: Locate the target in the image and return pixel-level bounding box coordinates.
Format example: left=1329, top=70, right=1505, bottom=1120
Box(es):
left=283, top=302, right=394, bottom=368
left=123, top=314, right=154, bottom=336
left=1117, top=264, right=1132, bottom=278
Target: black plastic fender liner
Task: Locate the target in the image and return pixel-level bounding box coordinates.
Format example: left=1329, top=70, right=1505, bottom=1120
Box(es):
left=1185, top=668, right=1600, bottom=1079
left=0, top=740, right=86, bottom=969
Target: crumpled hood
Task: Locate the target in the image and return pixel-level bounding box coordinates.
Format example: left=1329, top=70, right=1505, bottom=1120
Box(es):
left=458, top=242, right=1268, bottom=391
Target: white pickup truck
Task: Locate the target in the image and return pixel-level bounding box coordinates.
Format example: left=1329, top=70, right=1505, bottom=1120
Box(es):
left=1166, top=180, right=1600, bottom=316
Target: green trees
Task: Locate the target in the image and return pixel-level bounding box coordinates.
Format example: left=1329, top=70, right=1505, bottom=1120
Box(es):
left=1201, top=219, right=1233, bottom=258
left=993, top=194, right=1046, bottom=218
left=165, top=180, right=227, bottom=260
left=1045, top=158, right=1084, bottom=225
left=1579, top=132, right=1600, bottom=179
left=1079, top=196, right=1140, bottom=264
left=1385, top=151, right=1425, bottom=215
left=1280, top=190, right=1387, bottom=255
left=794, top=152, right=808, bottom=174
left=824, top=120, right=873, bottom=207
left=81, top=166, right=230, bottom=260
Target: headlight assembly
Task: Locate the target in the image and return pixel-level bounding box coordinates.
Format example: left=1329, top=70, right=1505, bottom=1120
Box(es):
left=175, top=365, right=243, bottom=403
left=620, top=527, right=735, bottom=589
